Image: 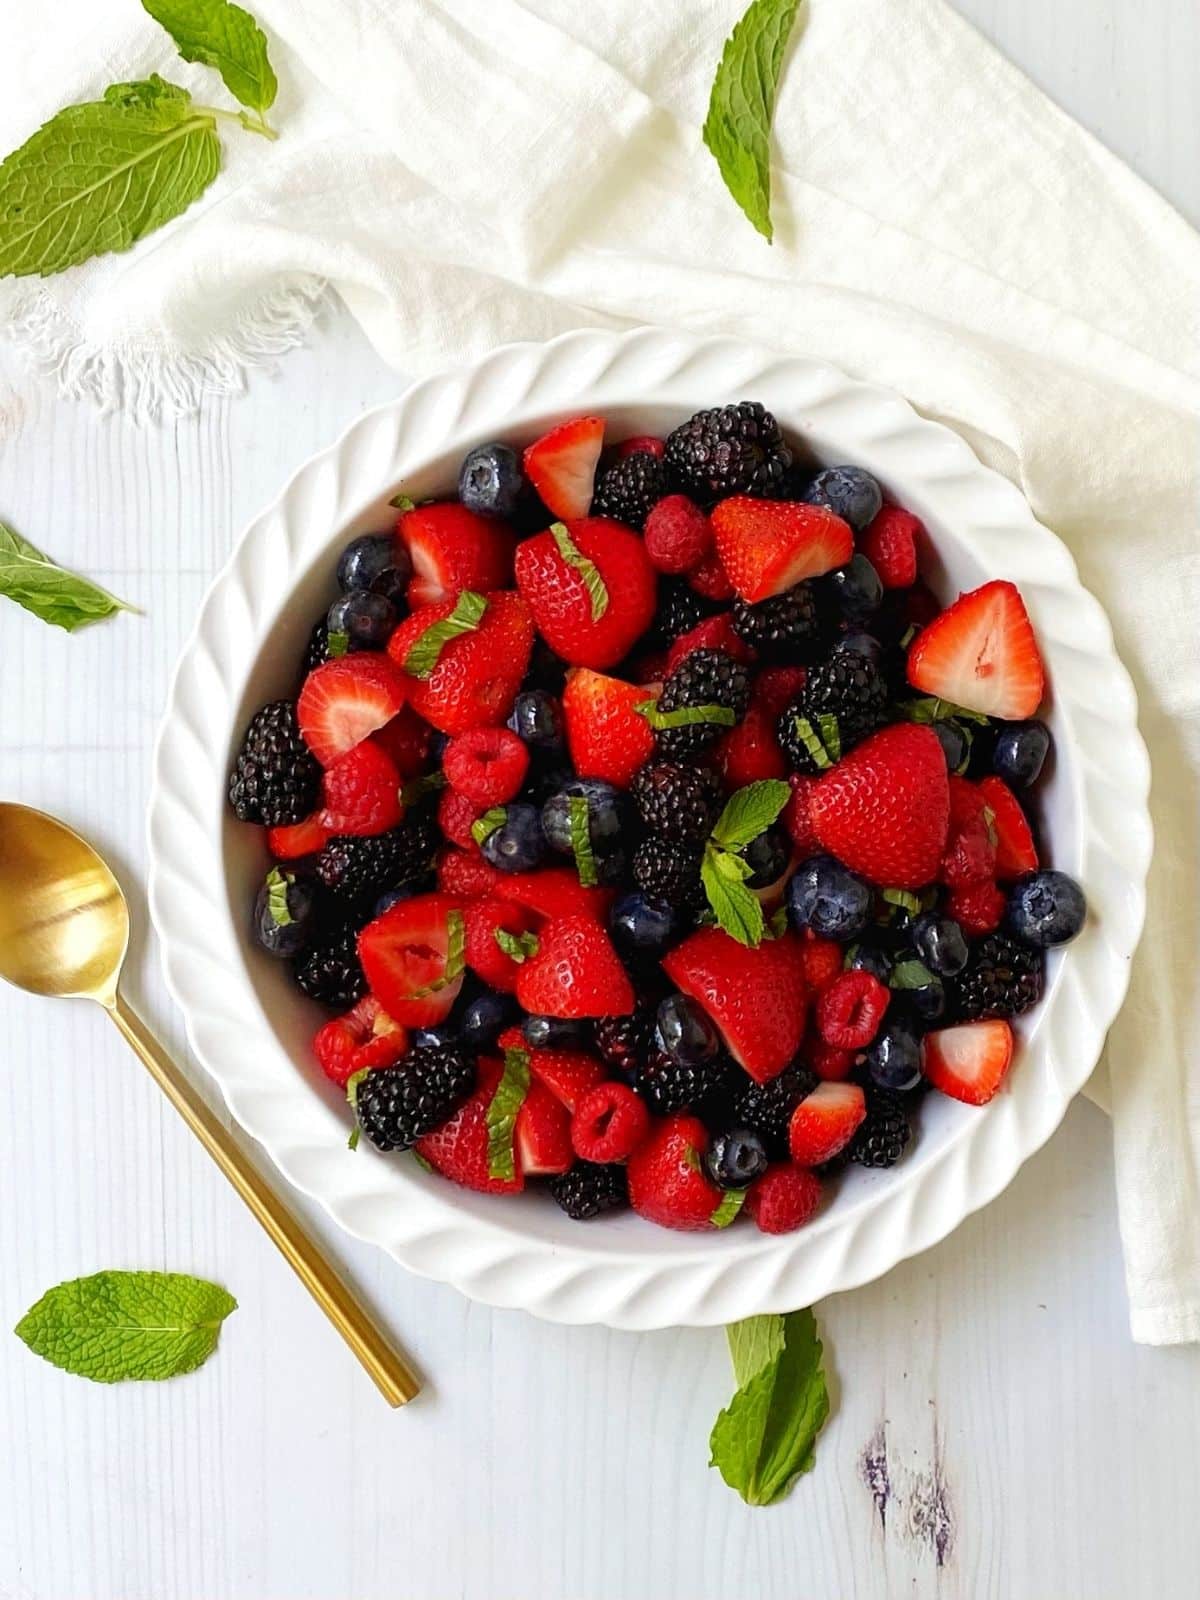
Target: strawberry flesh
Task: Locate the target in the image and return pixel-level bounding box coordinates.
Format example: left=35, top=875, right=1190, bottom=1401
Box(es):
left=907, top=579, right=1045, bottom=718
left=712, top=498, right=854, bottom=602
left=297, top=654, right=408, bottom=767
left=923, top=1020, right=1014, bottom=1104
left=662, top=927, right=808, bottom=1083
left=523, top=415, right=605, bottom=519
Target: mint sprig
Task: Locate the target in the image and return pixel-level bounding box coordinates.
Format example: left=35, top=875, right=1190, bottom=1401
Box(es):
left=568, top=793, right=599, bottom=887
left=900, top=696, right=991, bottom=728
left=790, top=713, right=839, bottom=771
left=470, top=806, right=508, bottom=848
left=711, top=1189, right=747, bottom=1229
left=701, top=780, right=791, bottom=947
left=549, top=522, right=608, bottom=622
left=265, top=867, right=294, bottom=926
left=636, top=699, right=737, bottom=732
left=0, top=520, right=136, bottom=632
left=486, top=1047, right=531, bottom=1182
left=403, top=590, right=488, bottom=678
left=495, top=928, right=539, bottom=963
left=141, top=0, right=278, bottom=132
left=709, top=1309, right=829, bottom=1505
left=711, top=779, right=791, bottom=852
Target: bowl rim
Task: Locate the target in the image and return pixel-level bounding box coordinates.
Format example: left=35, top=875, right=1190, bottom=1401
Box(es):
left=147, top=326, right=1152, bottom=1329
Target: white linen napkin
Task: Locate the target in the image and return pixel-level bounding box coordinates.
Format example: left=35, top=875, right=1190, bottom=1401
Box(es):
left=2, top=0, right=1197, bottom=1342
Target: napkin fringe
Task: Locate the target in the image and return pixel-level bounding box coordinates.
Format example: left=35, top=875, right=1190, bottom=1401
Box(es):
left=4, top=277, right=329, bottom=423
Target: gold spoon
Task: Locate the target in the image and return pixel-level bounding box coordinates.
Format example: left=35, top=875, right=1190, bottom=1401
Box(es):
left=0, top=802, right=419, bottom=1407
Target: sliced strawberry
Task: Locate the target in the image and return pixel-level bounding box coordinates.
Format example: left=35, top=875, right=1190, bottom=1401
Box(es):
left=522, top=415, right=605, bottom=519
left=514, top=516, right=656, bottom=669
left=662, top=927, right=808, bottom=1083
left=861, top=505, right=920, bottom=589
left=746, top=1164, right=823, bottom=1234
left=387, top=590, right=534, bottom=735
left=416, top=1055, right=525, bottom=1193
left=811, top=723, right=949, bottom=888
left=357, top=892, right=466, bottom=1026
left=493, top=867, right=614, bottom=923
left=398, top=501, right=515, bottom=608
left=517, top=915, right=634, bottom=1019
left=313, top=995, right=407, bottom=1088
left=940, top=775, right=997, bottom=888
left=562, top=667, right=656, bottom=788
left=978, top=776, right=1039, bottom=879
left=515, top=1081, right=574, bottom=1176
left=923, top=1019, right=1014, bottom=1105
left=712, top=498, right=854, bottom=602
left=463, top=896, right=539, bottom=993
left=946, top=879, right=1006, bottom=936
left=714, top=666, right=803, bottom=788
left=372, top=706, right=433, bottom=779
left=319, top=739, right=403, bottom=835
left=297, top=654, right=407, bottom=766
left=798, top=932, right=844, bottom=994
left=437, top=847, right=504, bottom=898
left=907, top=580, right=1045, bottom=718
left=664, top=613, right=753, bottom=673
left=788, top=1081, right=866, bottom=1165
left=627, top=1113, right=726, bottom=1231
left=526, top=1047, right=607, bottom=1112
left=267, top=812, right=329, bottom=860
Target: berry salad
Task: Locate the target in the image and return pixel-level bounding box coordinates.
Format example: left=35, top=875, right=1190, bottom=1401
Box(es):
left=228, top=401, right=1086, bottom=1235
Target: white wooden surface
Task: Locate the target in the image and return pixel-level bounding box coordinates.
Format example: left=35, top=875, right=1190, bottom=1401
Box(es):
left=0, top=6, right=1198, bottom=1596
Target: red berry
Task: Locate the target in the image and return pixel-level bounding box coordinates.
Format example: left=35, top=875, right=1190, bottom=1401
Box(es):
left=783, top=774, right=820, bottom=856
left=806, top=1037, right=856, bottom=1081
left=297, top=653, right=408, bottom=767
left=688, top=553, right=735, bottom=601
left=398, top=501, right=515, bottom=609
left=815, top=970, right=890, bottom=1049
left=861, top=505, right=920, bottom=589
left=444, top=725, right=529, bottom=806
left=907, top=580, right=1045, bottom=719
left=946, top=879, right=1006, bottom=936
left=388, top=590, right=534, bottom=735
left=923, top=1019, right=1014, bottom=1105
left=715, top=663, right=805, bottom=788
left=616, top=434, right=665, bottom=460
left=746, top=1163, right=822, bottom=1234
left=438, top=786, right=482, bottom=850
left=417, top=1055, right=525, bottom=1194
left=357, top=892, right=466, bottom=1026
left=788, top=1081, right=866, bottom=1165
left=527, top=1047, right=607, bottom=1112
left=571, top=1082, right=650, bottom=1164
left=319, top=739, right=403, bottom=835
left=627, top=1113, right=725, bottom=1231
left=313, top=995, right=407, bottom=1088
left=712, top=498, right=853, bottom=602
left=267, top=813, right=329, bottom=860
left=514, top=1082, right=574, bottom=1176
left=562, top=667, right=656, bottom=788
left=492, top=867, right=615, bottom=923
left=799, top=932, right=844, bottom=993
left=437, top=847, right=503, bottom=898
left=811, top=723, right=950, bottom=888
left=662, top=927, right=809, bottom=1083
left=516, top=915, right=634, bottom=1018
left=643, top=494, right=713, bottom=575
left=940, top=775, right=997, bottom=888
left=514, top=516, right=656, bottom=669
left=522, top=416, right=605, bottom=520
left=977, top=776, right=1039, bottom=879
left=372, top=705, right=433, bottom=778
left=664, top=613, right=753, bottom=673
left=463, top=896, right=539, bottom=993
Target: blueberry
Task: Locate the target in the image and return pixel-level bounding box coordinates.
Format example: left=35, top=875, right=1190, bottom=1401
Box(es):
left=655, top=993, right=721, bottom=1065
left=739, top=825, right=790, bottom=889
left=459, top=442, right=524, bottom=518
left=835, top=631, right=883, bottom=666
left=992, top=720, right=1051, bottom=789
left=373, top=879, right=433, bottom=917
left=508, top=690, right=564, bottom=749
left=522, top=1014, right=587, bottom=1049
left=412, top=1021, right=460, bottom=1049
left=457, top=989, right=518, bottom=1047
left=609, top=893, right=678, bottom=962
left=931, top=719, right=970, bottom=774
left=911, top=911, right=969, bottom=976
left=827, top=553, right=883, bottom=621
left=336, top=533, right=411, bottom=606
left=253, top=868, right=317, bottom=958
left=480, top=804, right=545, bottom=872
left=864, top=1020, right=924, bottom=1092
left=788, top=855, right=872, bottom=940
left=327, top=588, right=396, bottom=649
left=1005, top=870, right=1086, bottom=947
left=704, top=1128, right=769, bottom=1190
left=541, top=779, right=624, bottom=855
left=896, top=972, right=946, bottom=1023
left=846, top=941, right=894, bottom=983
left=804, top=465, right=883, bottom=533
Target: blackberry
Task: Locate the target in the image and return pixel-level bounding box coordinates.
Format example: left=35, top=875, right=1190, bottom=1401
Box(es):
left=731, top=584, right=826, bottom=661
left=665, top=401, right=792, bottom=502
left=292, top=924, right=366, bottom=1009
left=733, top=1063, right=817, bottom=1159
left=227, top=700, right=320, bottom=826
left=631, top=760, right=722, bottom=843
left=634, top=1049, right=729, bottom=1117
left=848, top=1087, right=912, bottom=1169
left=632, top=836, right=705, bottom=912
left=951, top=934, right=1044, bottom=1021
left=354, top=1045, right=476, bottom=1152
left=593, top=1003, right=654, bottom=1076
left=777, top=653, right=889, bottom=775
left=592, top=452, right=671, bottom=530
left=654, top=648, right=751, bottom=759
left=548, top=1161, right=629, bottom=1220
left=316, top=813, right=439, bottom=904
left=655, top=579, right=712, bottom=644
left=303, top=620, right=335, bottom=674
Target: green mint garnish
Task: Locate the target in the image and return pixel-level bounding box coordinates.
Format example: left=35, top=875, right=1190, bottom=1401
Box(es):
left=549, top=522, right=608, bottom=622
left=389, top=493, right=416, bottom=512
left=344, top=1065, right=371, bottom=1150
left=710, top=779, right=791, bottom=852
left=486, top=1047, right=531, bottom=1181
left=470, top=806, right=508, bottom=848
left=880, top=887, right=924, bottom=916
left=568, top=793, right=599, bottom=887
left=898, top=623, right=919, bottom=649
left=400, top=770, right=446, bottom=805
left=792, top=714, right=837, bottom=771
left=0, top=520, right=136, bottom=632
left=403, top=589, right=488, bottom=678
left=766, top=904, right=789, bottom=939
left=899, top=696, right=990, bottom=727
left=636, top=699, right=738, bottom=731
left=711, top=1189, right=747, bottom=1229
left=495, top=928, right=539, bottom=963
left=411, top=1148, right=434, bottom=1173
left=890, top=958, right=936, bottom=991
left=265, top=867, right=294, bottom=926
left=15, top=1271, right=237, bottom=1384
left=141, top=0, right=278, bottom=127
left=701, top=843, right=764, bottom=948
left=407, top=909, right=465, bottom=999
left=702, top=0, right=802, bottom=242
left=326, top=628, right=350, bottom=658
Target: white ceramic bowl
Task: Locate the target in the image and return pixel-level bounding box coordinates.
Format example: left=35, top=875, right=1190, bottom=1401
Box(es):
left=148, top=327, right=1151, bottom=1330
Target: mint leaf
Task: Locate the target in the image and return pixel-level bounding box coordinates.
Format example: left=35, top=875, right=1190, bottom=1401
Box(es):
left=790, top=714, right=837, bottom=771
left=495, top=927, right=539, bottom=963
left=636, top=699, right=737, bottom=732
left=265, top=867, right=293, bottom=925
left=0, top=78, right=223, bottom=278
left=702, top=0, right=802, bottom=242
left=327, top=628, right=350, bottom=658
left=767, top=903, right=789, bottom=939
left=711, top=1189, right=747, bottom=1228
left=880, top=887, right=925, bottom=916
left=711, top=779, right=791, bottom=852
left=15, top=1271, right=236, bottom=1383
left=411, top=1148, right=434, bottom=1173
left=0, top=520, right=136, bottom=630
left=400, top=770, right=446, bottom=806
left=407, top=908, right=465, bottom=999
left=389, top=493, right=416, bottom=512
left=470, top=806, right=507, bottom=848
left=899, top=696, right=990, bottom=728
left=568, top=793, right=599, bottom=887
left=142, top=0, right=278, bottom=120
left=486, top=1047, right=530, bottom=1181
left=890, top=958, right=935, bottom=990
left=403, top=591, right=487, bottom=678
left=709, top=1308, right=830, bottom=1505
left=549, top=522, right=608, bottom=621
left=702, top=842, right=765, bottom=948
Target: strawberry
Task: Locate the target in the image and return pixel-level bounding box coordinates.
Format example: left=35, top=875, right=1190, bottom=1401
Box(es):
left=443, top=725, right=529, bottom=805
left=297, top=653, right=408, bottom=766
left=493, top=867, right=615, bottom=923
left=357, top=892, right=466, bottom=1026
left=714, top=665, right=804, bottom=787
left=416, top=1055, right=525, bottom=1194
left=799, top=932, right=845, bottom=993
left=627, top=1113, right=726, bottom=1231
left=783, top=774, right=820, bottom=856
left=978, top=776, right=1039, bottom=879
left=398, top=502, right=514, bottom=608
left=571, top=1082, right=650, bottom=1164
left=806, top=1036, right=856, bottom=1081
left=438, top=786, right=482, bottom=850
left=267, top=812, right=329, bottom=860
left=643, top=495, right=713, bottom=574
left=313, top=995, right=407, bottom=1088
left=711, top=498, right=854, bottom=602
left=372, top=705, right=433, bottom=778
left=526, top=1047, right=607, bottom=1112
left=810, top=723, right=949, bottom=888
left=662, top=927, right=808, bottom=1083
left=664, top=613, right=753, bottom=673
left=437, top=847, right=504, bottom=898
left=516, top=914, right=634, bottom=1018
left=788, top=1081, right=866, bottom=1165
left=464, top=896, right=539, bottom=993
left=514, top=517, right=656, bottom=668
left=688, top=554, right=735, bottom=601
left=907, top=580, right=1045, bottom=718
left=923, top=1019, right=1014, bottom=1105
left=387, top=590, right=534, bottom=735
left=523, top=415, right=605, bottom=519
left=562, top=667, right=656, bottom=788
left=745, top=1164, right=823, bottom=1234
left=946, top=879, right=1006, bottom=936
left=319, top=739, right=403, bottom=835
left=861, top=505, right=920, bottom=589
left=514, top=1081, right=574, bottom=1176
left=616, top=434, right=665, bottom=460
left=940, top=775, right=997, bottom=887
left=815, top=970, right=889, bottom=1048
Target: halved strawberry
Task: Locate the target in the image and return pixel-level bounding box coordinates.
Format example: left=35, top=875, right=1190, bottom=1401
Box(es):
left=463, top=896, right=539, bottom=993
left=514, top=517, right=656, bottom=668
left=522, top=415, right=605, bottom=519
left=313, top=995, right=407, bottom=1088
left=319, top=739, right=403, bottom=835
left=714, top=665, right=804, bottom=788
left=357, top=892, right=466, bottom=1026
left=861, top=505, right=920, bottom=589
left=712, top=499, right=854, bottom=602
left=940, top=775, right=997, bottom=888
left=562, top=667, right=656, bottom=788
left=492, top=867, right=614, bottom=923
left=514, top=1081, right=574, bottom=1176
left=811, top=723, right=949, bottom=888
left=627, top=1113, right=727, bottom=1231
left=662, top=927, right=808, bottom=1083
left=787, top=1081, right=866, bottom=1165
left=267, top=812, right=329, bottom=860
left=372, top=706, right=433, bottom=779
left=297, top=654, right=408, bottom=766
left=977, top=776, right=1039, bottom=879
left=526, top=1047, right=607, bottom=1112
left=923, top=1019, right=1014, bottom=1105
left=416, top=1055, right=525, bottom=1193
left=516, top=915, right=634, bottom=1018
left=664, top=613, right=753, bottom=673
left=387, top=590, right=534, bottom=735
left=907, top=580, right=1045, bottom=718
left=398, top=501, right=515, bottom=608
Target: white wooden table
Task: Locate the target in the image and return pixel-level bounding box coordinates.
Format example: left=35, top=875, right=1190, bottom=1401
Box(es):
left=0, top=6, right=1197, bottom=1596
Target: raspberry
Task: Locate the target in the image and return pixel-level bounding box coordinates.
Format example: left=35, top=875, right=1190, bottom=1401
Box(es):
left=745, top=1164, right=822, bottom=1233
left=616, top=434, right=665, bottom=460
left=799, top=932, right=844, bottom=993
left=438, top=785, right=481, bottom=849
left=437, top=847, right=503, bottom=897
left=688, top=554, right=735, bottom=600
left=643, top=495, right=713, bottom=574
left=941, top=777, right=998, bottom=887
left=313, top=996, right=406, bottom=1087
left=443, top=725, right=529, bottom=806
left=548, top=1160, right=629, bottom=1219
left=319, top=740, right=403, bottom=836
left=571, top=1082, right=651, bottom=1163
left=861, top=506, right=920, bottom=589
left=947, top=880, right=1006, bottom=936
left=815, top=970, right=890, bottom=1048
left=807, top=1038, right=856, bottom=1081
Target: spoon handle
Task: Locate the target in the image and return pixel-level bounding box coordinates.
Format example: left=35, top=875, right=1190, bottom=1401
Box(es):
left=106, top=993, right=420, bottom=1407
